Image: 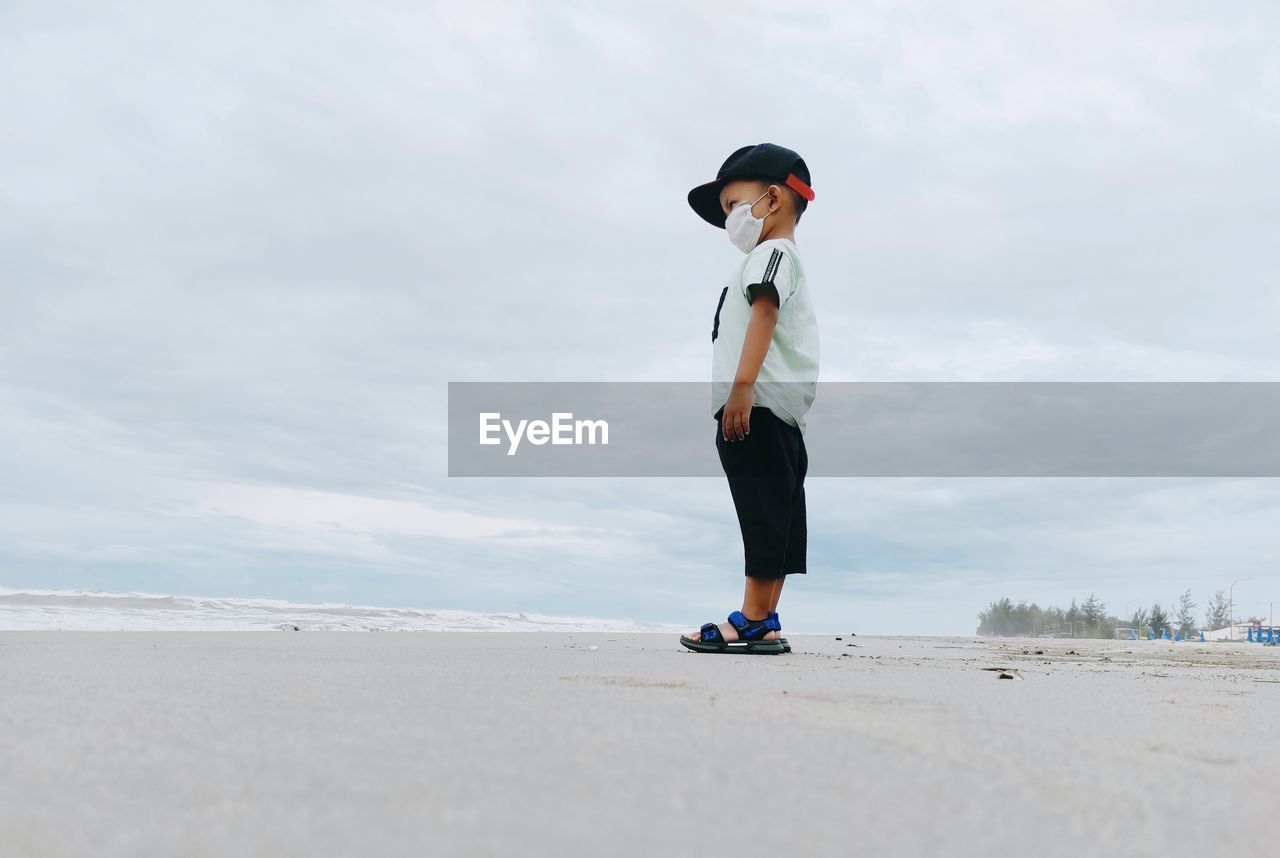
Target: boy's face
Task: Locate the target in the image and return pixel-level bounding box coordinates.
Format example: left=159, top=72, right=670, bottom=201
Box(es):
left=718, top=179, right=773, bottom=219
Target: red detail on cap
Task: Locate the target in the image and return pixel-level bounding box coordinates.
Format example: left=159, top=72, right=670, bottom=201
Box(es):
left=785, top=173, right=815, bottom=201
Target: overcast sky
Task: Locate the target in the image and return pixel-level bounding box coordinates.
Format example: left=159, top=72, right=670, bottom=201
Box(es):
left=2, top=1, right=1279, bottom=634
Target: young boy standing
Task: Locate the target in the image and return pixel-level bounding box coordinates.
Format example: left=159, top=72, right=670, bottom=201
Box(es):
left=680, top=143, right=819, bottom=655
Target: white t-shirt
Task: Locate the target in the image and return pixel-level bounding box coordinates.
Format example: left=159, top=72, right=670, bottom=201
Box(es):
left=711, top=237, right=819, bottom=435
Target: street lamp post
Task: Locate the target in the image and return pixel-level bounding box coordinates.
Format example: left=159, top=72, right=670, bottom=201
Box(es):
left=1229, top=578, right=1251, bottom=641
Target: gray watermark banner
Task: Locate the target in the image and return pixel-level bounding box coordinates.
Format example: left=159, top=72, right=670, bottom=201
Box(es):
left=448, top=382, right=1280, bottom=477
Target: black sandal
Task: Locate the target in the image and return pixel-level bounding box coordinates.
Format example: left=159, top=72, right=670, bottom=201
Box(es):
left=680, top=610, right=786, bottom=654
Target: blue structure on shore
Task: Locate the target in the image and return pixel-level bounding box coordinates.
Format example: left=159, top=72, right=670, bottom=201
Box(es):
left=1246, top=626, right=1278, bottom=645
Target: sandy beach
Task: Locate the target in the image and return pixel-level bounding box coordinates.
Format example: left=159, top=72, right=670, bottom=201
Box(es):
left=1, top=631, right=1275, bottom=857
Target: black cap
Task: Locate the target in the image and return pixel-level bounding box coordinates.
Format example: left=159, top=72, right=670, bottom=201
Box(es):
left=687, top=142, right=815, bottom=229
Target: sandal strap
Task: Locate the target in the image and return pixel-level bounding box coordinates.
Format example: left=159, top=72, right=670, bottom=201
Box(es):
left=699, top=622, right=726, bottom=644
left=727, top=610, right=774, bottom=642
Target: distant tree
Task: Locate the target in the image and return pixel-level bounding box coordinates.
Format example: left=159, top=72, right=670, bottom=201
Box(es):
left=1175, top=588, right=1198, bottom=637
left=1025, top=602, right=1045, bottom=635
left=1204, top=590, right=1231, bottom=632
left=977, top=598, right=1016, bottom=636
left=979, top=598, right=1055, bottom=637
left=1081, top=593, right=1105, bottom=627
left=1043, top=605, right=1066, bottom=635
left=1098, top=612, right=1122, bottom=639
left=976, top=603, right=993, bottom=636
left=978, top=595, right=1203, bottom=639
left=1148, top=603, right=1169, bottom=636
left=1010, top=601, right=1030, bottom=634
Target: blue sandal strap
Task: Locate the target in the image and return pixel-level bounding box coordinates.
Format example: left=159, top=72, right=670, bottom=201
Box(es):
left=699, top=622, right=726, bottom=644
left=727, top=611, right=774, bottom=642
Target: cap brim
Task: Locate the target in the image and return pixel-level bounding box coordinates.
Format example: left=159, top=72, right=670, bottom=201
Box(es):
left=687, top=180, right=727, bottom=228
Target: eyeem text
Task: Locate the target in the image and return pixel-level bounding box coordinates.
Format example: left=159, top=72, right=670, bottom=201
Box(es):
left=479, top=412, right=610, bottom=456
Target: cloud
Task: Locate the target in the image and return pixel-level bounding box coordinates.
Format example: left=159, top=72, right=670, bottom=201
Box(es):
left=2, top=2, right=1278, bottom=633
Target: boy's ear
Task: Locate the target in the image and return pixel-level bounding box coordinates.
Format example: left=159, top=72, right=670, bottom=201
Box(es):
left=768, top=183, right=784, bottom=212
left=768, top=183, right=793, bottom=219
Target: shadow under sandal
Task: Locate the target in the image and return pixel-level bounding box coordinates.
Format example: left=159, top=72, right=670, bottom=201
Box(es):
left=681, top=610, right=786, bottom=654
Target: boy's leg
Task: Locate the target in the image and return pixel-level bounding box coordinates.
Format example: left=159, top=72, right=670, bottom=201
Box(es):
left=766, top=576, right=785, bottom=614
left=720, top=407, right=797, bottom=579
left=682, top=407, right=797, bottom=644
left=754, top=419, right=805, bottom=616
left=755, top=429, right=804, bottom=618
left=765, top=436, right=806, bottom=619
left=741, top=575, right=782, bottom=627
left=778, top=431, right=808, bottom=583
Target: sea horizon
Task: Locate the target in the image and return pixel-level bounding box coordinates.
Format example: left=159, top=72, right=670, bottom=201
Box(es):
left=0, top=585, right=688, bottom=634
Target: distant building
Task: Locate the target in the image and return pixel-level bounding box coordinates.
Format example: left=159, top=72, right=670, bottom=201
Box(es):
left=1202, top=623, right=1274, bottom=642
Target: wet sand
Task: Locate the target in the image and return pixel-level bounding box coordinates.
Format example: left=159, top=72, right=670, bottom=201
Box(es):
left=0, top=631, right=1275, bottom=857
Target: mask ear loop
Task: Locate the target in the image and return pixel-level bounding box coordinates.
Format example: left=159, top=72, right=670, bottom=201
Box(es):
left=750, top=188, right=774, bottom=220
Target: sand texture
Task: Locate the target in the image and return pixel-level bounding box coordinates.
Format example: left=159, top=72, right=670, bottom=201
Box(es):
left=1, top=631, right=1276, bottom=857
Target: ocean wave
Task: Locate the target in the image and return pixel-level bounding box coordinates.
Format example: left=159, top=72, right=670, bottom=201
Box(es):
left=0, top=587, right=683, bottom=633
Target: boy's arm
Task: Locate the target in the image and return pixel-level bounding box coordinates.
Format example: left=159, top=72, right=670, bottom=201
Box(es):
left=721, top=298, right=779, bottom=441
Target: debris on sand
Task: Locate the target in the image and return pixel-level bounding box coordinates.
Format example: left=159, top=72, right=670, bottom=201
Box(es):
left=982, top=666, right=1025, bottom=680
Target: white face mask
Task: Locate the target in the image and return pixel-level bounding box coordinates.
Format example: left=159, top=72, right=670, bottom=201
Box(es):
left=724, top=189, right=772, bottom=253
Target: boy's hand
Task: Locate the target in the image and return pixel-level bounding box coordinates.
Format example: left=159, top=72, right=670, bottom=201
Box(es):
left=722, top=293, right=779, bottom=442
left=721, top=382, right=754, bottom=441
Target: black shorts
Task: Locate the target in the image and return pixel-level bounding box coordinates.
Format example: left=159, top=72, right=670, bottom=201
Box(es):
left=714, top=405, right=808, bottom=580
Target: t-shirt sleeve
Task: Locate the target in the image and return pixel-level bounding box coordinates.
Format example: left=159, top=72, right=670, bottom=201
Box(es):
left=741, top=245, right=797, bottom=308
